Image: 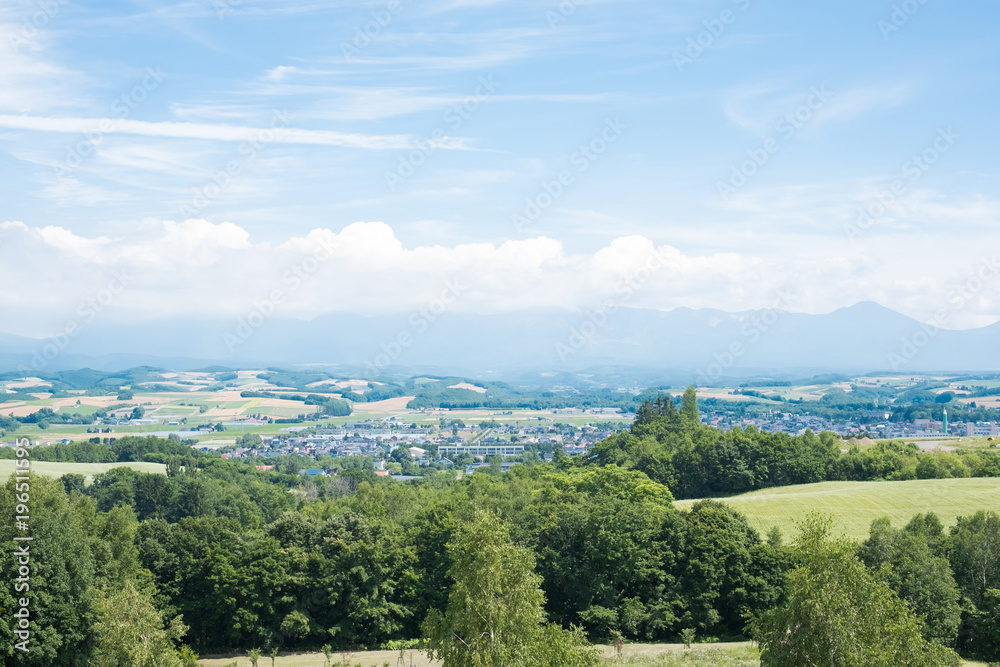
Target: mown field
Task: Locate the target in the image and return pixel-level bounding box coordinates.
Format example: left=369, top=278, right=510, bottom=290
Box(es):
left=197, top=643, right=757, bottom=667
left=0, top=459, right=166, bottom=484
left=196, top=643, right=989, bottom=666
left=675, top=478, right=1000, bottom=540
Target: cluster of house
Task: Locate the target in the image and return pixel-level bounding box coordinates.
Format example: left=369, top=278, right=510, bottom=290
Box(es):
left=897, top=419, right=998, bottom=438
left=705, top=413, right=833, bottom=435
left=213, top=418, right=621, bottom=475
left=704, top=412, right=999, bottom=439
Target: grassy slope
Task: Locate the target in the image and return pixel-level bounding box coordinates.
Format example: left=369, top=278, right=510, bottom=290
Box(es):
left=675, top=478, right=1000, bottom=540
left=0, top=460, right=166, bottom=484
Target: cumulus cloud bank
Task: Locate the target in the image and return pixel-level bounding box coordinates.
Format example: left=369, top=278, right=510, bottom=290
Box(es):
left=0, top=219, right=997, bottom=337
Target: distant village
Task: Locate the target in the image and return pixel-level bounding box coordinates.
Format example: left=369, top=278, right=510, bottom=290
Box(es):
left=706, top=411, right=999, bottom=440
left=7, top=407, right=997, bottom=475
left=202, top=410, right=1000, bottom=481
left=215, top=416, right=622, bottom=478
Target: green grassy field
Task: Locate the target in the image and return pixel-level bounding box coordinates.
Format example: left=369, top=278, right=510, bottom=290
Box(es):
left=0, top=460, right=166, bottom=484
left=675, top=478, right=1000, bottom=541
left=198, top=644, right=986, bottom=667
left=197, top=643, right=756, bottom=667
left=610, top=645, right=758, bottom=666
left=196, top=643, right=985, bottom=667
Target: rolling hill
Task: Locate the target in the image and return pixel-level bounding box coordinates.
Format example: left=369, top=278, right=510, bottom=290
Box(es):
left=674, top=477, right=1000, bottom=541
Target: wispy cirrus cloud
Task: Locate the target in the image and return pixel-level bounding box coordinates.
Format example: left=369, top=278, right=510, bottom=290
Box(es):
left=723, top=80, right=915, bottom=137
left=0, top=114, right=476, bottom=150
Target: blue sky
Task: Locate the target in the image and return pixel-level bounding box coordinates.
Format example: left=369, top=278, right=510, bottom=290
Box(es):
left=2, top=0, right=999, bottom=336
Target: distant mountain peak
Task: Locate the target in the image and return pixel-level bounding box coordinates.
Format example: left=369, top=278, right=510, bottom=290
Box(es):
left=0, top=302, right=996, bottom=376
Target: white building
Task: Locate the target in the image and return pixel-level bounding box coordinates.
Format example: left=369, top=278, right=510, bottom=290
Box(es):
left=439, top=445, right=524, bottom=457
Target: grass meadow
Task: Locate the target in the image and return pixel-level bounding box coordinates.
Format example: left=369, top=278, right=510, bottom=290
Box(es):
left=0, top=460, right=166, bottom=484
left=197, top=642, right=989, bottom=666
left=198, top=643, right=757, bottom=667
left=199, top=643, right=986, bottom=667
left=675, top=477, right=1000, bottom=540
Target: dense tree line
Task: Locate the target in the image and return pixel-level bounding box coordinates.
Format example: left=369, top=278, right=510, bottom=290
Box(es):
left=339, top=385, right=408, bottom=403
left=238, top=392, right=352, bottom=416
left=589, top=393, right=1000, bottom=500
left=703, top=383, right=1000, bottom=424
left=1, top=403, right=163, bottom=432
left=404, top=390, right=636, bottom=411
left=0, top=476, right=197, bottom=665
left=8, top=408, right=94, bottom=428
left=4, top=452, right=997, bottom=662
left=0, top=436, right=206, bottom=465
left=1, top=452, right=794, bottom=659
left=0, top=366, right=168, bottom=392
left=142, top=462, right=794, bottom=650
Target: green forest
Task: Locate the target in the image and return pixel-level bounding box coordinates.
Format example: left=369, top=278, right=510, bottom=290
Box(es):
left=2, top=395, right=999, bottom=665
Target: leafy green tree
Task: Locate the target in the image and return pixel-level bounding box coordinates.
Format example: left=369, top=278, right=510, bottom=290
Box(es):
left=239, top=433, right=264, bottom=448
left=133, top=472, right=175, bottom=520
left=859, top=516, right=961, bottom=646
left=529, top=466, right=690, bottom=641
left=91, top=580, right=188, bottom=667
left=633, top=394, right=681, bottom=430
left=423, top=510, right=599, bottom=667
left=60, top=473, right=86, bottom=495
left=0, top=414, right=22, bottom=432
left=0, top=475, right=99, bottom=664
left=179, top=645, right=199, bottom=666
left=136, top=516, right=286, bottom=650
left=92, top=505, right=142, bottom=587
left=309, top=510, right=414, bottom=647
left=541, top=486, right=682, bottom=640
left=404, top=505, right=461, bottom=638
left=390, top=447, right=413, bottom=464
left=674, top=498, right=791, bottom=639
left=681, top=386, right=699, bottom=423
left=279, top=610, right=310, bottom=642
left=947, top=510, right=1000, bottom=659
left=753, top=515, right=961, bottom=667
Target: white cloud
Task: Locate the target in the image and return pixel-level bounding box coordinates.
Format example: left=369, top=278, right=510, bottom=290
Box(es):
left=0, top=114, right=475, bottom=150
left=2, top=219, right=997, bottom=336
left=0, top=219, right=769, bottom=331
left=0, top=15, right=84, bottom=114
left=38, top=176, right=134, bottom=206
left=812, top=82, right=914, bottom=127
left=723, top=80, right=914, bottom=137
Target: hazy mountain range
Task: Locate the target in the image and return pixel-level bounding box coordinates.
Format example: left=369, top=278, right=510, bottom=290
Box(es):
left=1, top=302, right=997, bottom=382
